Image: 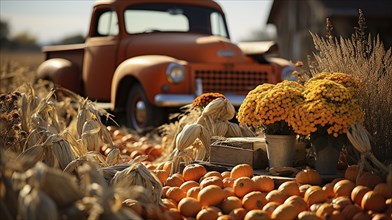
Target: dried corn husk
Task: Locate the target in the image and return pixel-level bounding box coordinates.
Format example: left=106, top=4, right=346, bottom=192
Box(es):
left=23, top=128, right=47, bottom=152
left=105, top=148, right=120, bottom=165
left=50, top=135, right=76, bottom=170
left=77, top=108, right=90, bottom=137
left=225, top=122, right=243, bottom=137
left=175, top=124, right=202, bottom=151
left=171, top=148, right=194, bottom=173
left=18, top=184, right=59, bottom=220
left=62, top=129, right=87, bottom=157
left=240, top=126, right=256, bottom=137
left=212, top=120, right=229, bottom=136
left=81, top=120, right=102, bottom=152
left=199, top=98, right=235, bottom=121
left=33, top=162, right=82, bottom=206
left=347, top=123, right=388, bottom=178
left=76, top=162, right=127, bottom=219
left=99, top=164, right=130, bottom=182
left=111, top=163, right=162, bottom=205
left=17, top=145, right=45, bottom=169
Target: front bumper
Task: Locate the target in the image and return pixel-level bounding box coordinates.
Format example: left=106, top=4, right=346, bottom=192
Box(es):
left=154, top=93, right=245, bottom=107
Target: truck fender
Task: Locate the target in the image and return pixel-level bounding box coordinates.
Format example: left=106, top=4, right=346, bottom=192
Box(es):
left=111, top=55, right=185, bottom=110
left=37, top=58, right=82, bottom=94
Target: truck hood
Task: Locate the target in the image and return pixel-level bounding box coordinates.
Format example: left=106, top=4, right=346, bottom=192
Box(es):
left=125, top=33, right=247, bottom=63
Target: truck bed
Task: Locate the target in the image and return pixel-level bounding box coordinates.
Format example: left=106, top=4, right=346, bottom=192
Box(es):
left=42, top=43, right=85, bottom=71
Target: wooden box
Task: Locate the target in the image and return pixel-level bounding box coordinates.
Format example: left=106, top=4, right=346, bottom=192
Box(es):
left=209, top=137, right=268, bottom=169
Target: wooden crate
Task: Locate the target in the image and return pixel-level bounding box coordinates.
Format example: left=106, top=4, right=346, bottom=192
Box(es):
left=210, top=137, right=268, bottom=169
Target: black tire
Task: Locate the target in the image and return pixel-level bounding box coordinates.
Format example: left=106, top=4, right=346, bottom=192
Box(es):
left=125, top=83, right=165, bottom=134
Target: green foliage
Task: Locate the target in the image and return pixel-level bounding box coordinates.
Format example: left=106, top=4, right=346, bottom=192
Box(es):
left=55, top=34, right=85, bottom=45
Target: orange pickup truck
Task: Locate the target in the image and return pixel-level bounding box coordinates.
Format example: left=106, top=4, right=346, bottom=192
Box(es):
left=37, top=0, right=295, bottom=133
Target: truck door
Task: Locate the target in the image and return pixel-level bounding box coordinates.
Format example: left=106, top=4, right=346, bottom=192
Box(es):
left=83, top=9, right=119, bottom=101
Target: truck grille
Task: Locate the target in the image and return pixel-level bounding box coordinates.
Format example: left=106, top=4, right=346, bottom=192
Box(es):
left=194, top=70, right=269, bottom=95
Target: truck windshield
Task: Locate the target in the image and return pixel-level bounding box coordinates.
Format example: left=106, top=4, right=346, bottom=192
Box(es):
left=124, top=3, right=229, bottom=38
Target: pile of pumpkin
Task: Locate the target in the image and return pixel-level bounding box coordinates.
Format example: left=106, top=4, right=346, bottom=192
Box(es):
left=126, top=163, right=392, bottom=220
left=99, top=125, right=165, bottom=163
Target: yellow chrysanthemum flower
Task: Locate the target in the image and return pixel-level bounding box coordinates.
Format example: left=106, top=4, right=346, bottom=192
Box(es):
left=288, top=76, right=364, bottom=137
left=237, top=81, right=304, bottom=134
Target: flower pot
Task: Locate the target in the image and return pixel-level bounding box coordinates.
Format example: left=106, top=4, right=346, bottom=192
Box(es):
left=265, top=134, right=296, bottom=168
left=310, top=135, right=344, bottom=175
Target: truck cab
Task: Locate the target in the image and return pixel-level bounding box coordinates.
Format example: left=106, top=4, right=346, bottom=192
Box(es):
left=38, top=0, right=295, bottom=133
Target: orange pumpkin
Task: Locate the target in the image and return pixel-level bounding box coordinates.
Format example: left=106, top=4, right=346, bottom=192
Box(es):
left=331, top=196, right=352, bottom=211
left=161, top=185, right=170, bottom=198
left=233, top=177, right=255, bottom=198
left=262, top=201, right=280, bottom=216
left=322, top=183, right=335, bottom=199
left=333, top=179, right=355, bottom=197
left=361, top=191, right=386, bottom=212
left=231, top=164, right=254, bottom=179
left=278, top=181, right=300, bottom=197
left=356, top=171, right=383, bottom=189
left=244, top=209, right=270, bottom=220
left=304, top=186, right=328, bottom=206
left=187, top=186, right=201, bottom=199
left=351, top=185, right=371, bottom=206
left=372, top=214, right=391, bottom=220
left=295, top=168, right=322, bottom=185
left=162, top=161, right=173, bottom=174
left=166, top=186, right=186, bottom=203
left=161, top=198, right=177, bottom=209
left=352, top=211, right=372, bottom=220
left=297, top=211, right=323, bottom=220
left=266, top=190, right=288, bottom=204
left=196, top=207, right=220, bottom=220
left=180, top=180, right=199, bottom=193
left=217, top=214, right=235, bottom=220
left=271, top=203, right=298, bottom=220
left=199, top=176, right=224, bottom=188
left=178, top=197, right=202, bottom=217
left=198, top=185, right=226, bottom=207
left=299, top=184, right=312, bottom=197
left=315, top=203, right=335, bottom=218
left=220, top=196, right=243, bottom=214
left=242, top=191, right=268, bottom=211
left=221, top=171, right=231, bottom=178
left=340, top=204, right=362, bottom=220
left=229, top=207, right=247, bottom=220
left=344, top=165, right=359, bottom=182
left=163, top=208, right=182, bottom=220
left=182, top=164, right=207, bottom=182
left=284, top=195, right=307, bottom=213
left=165, top=173, right=185, bottom=187
left=223, top=177, right=236, bottom=188
left=152, top=169, right=169, bottom=185
left=203, top=170, right=223, bottom=179
left=223, top=187, right=236, bottom=198
left=252, top=175, right=275, bottom=192
left=373, top=183, right=392, bottom=199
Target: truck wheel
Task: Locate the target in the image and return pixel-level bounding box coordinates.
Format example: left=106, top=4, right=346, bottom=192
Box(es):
left=126, top=84, right=163, bottom=134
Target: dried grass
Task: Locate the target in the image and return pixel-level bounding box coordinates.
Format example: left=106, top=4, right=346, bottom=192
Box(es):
left=305, top=10, right=392, bottom=163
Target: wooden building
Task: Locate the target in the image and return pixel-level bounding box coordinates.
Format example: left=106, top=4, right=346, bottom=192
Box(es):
left=267, top=0, right=392, bottom=62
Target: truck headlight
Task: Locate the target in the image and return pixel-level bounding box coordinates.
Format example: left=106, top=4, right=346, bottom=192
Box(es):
left=280, top=66, right=298, bottom=81
left=166, top=62, right=185, bottom=83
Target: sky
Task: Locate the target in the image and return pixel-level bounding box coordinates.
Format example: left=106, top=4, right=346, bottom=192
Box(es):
left=0, top=0, right=273, bottom=45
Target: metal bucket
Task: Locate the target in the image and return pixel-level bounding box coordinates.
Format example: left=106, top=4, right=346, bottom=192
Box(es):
left=265, top=134, right=296, bottom=168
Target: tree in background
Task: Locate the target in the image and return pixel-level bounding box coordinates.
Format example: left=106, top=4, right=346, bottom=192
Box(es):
left=54, top=34, right=85, bottom=45
left=0, top=20, right=10, bottom=49
left=0, top=19, right=39, bottom=51
left=10, top=32, right=39, bottom=51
